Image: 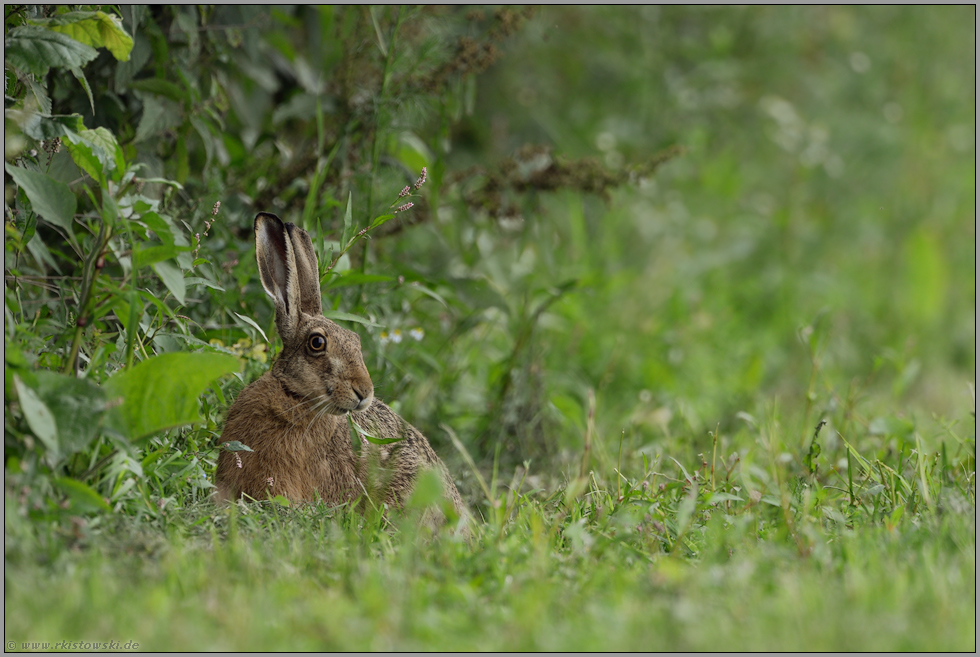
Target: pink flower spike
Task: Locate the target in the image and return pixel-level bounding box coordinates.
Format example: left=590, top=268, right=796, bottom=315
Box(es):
left=395, top=202, right=414, bottom=213
left=413, top=166, right=427, bottom=190
left=398, top=186, right=411, bottom=198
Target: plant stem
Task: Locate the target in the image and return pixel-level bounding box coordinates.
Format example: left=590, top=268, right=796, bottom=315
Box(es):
left=62, top=221, right=111, bottom=375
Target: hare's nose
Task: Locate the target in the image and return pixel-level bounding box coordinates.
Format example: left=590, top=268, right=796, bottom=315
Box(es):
left=353, top=386, right=373, bottom=412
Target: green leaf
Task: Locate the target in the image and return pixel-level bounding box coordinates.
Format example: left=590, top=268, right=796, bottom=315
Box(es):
left=71, top=67, right=96, bottom=114
left=322, top=310, right=385, bottom=328
left=63, top=126, right=125, bottom=184
left=4, top=26, right=99, bottom=76
left=151, top=260, right=187, bottom=305
left=349, top=417, right=406, bottom=445
left=221, top=441, right=254, bottom=453
left=135, top=243, right=179, bottom=269
left=39, top=10, right=134, bottom=61
left=33, top=371, right=107, bottom=458
left=390, top=130, right=433, bottom=174
left=138, top=212, right=176, bottom=245
left=341, top=192, right=354, bottom=247
left=27, top=78, right=52, bottom=114
left=322, top=272, right=393, bottom=290
left=53, top=477, right=112, bottom=513
left=135, top=95, right=183, bottom=143
left=233, top=312, right=270, bottom=344
left=19, top=113, right=85, bottom=141
left=104, top=352, right=241, bottom=442
left=13, top=375, right=58, bottom=457
left=4, top=163, right=77, bottom=233
left=129, top=78, right=189, bottom=103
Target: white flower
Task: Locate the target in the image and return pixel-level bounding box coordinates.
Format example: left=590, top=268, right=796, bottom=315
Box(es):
left=390, top=329, right=403, bottom=344
left=409, top=327, right=425, bottom=341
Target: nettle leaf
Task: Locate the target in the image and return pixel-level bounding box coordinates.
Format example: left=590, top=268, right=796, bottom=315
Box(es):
left=27, top=78, right=52, bottom=114
left=4, top=163, right=77, bottom=233
left=151, top=259, right=187, bottom=305
left=63, top=126, right=125, bottom=185
left=104, top=352, right=240, bottom=442
left=33, top=371, right=108, bottom=458
left=38, top=10, right=134, bottom=62
left=5, top=26, right=99, bottom=76
left=20, top=113, right=86, bottom=141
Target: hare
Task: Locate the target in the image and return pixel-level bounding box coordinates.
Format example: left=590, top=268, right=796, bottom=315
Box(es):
left=215, top=212, right=467, bottom=523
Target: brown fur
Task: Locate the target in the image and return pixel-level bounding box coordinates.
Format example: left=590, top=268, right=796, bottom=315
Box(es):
left=215, top=213, right=467, bottom=523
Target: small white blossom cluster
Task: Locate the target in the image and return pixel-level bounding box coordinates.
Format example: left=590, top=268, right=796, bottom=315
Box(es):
left=379, top=327, right=425, bottom=345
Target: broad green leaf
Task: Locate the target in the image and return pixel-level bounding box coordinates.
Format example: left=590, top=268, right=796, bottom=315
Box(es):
left=34, top=371, right=107, bottom=457
left=390, top=130, right=433, bottom=174
left=40, top=10, right=134, bottom=61
left=4, top=26, right=99, bottom=76
left=63, top=126, right=125, bottom=184
left=129, top=78, right=188, bottom=103
left=27, top=78, right=52, bottom=114
left=138, top=212, right=176, bottom=245
left=13, top=375, right=58, bottom=457
left=151, top=259, right=187, bottom=305
left=323, top=310, right=384, bottom=328
left=135, top=95, right=183, bottom=143
left=20, top=113, right=86, bottom=141
left=104, top=352, right=241, bottom=442
left=53, top=477, right=112, bottom=513
left=135, top=243, right=179, bottom=268
left=4, top=163, right=77, bottom=233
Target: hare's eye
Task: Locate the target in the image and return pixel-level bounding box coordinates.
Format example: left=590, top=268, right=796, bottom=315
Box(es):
left=308, top=334, right=327, bottom=352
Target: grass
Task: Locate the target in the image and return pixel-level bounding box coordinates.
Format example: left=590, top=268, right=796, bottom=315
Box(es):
left=5, top=400, right=975, bottom=651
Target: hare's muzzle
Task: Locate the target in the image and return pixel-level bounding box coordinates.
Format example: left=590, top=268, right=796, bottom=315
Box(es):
left=352, top=384, right=374, bottom=412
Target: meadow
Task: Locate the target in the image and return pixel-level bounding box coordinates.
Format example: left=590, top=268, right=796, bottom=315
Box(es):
left=4, top=6, right=975, bottom=651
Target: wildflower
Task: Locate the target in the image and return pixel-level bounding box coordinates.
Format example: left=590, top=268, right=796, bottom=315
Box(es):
left=390, top=329, right=403, bottom=344
left=413, top=166, right=427, bottom=190
left=380, top=331, right=390, bottom=345
left=409, top=327, right=424, bottom=341
left=212, top=201, right=221, bottom=216
left=267, top=477, right=274, bottom=487
left=234, top=452, right=243, bottom=469
left=395, top=202, right=414, bottom=213
left=398, top=185, right=411, bottom=198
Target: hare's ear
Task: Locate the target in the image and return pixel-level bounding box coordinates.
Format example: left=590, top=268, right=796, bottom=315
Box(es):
left=283, top=222, right=323, bottom=316
left=254, top=212, right=302, bottom=342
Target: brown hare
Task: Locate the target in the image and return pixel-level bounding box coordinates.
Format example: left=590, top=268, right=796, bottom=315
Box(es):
left=215, top=212, right=467, bottom=523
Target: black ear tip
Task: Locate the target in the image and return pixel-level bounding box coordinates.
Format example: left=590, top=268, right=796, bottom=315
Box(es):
left=254, top=212, right=283, bottom=229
